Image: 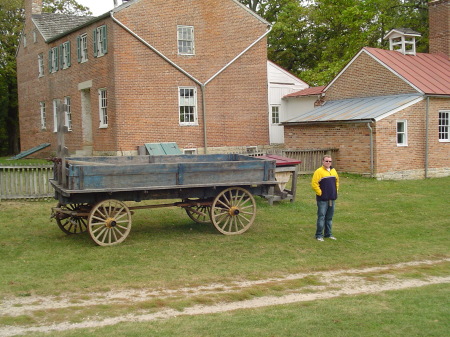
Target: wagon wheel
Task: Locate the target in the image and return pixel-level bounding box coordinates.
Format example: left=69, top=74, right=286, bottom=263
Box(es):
left=211, top=187, right=257, bottom=235
left=55, top=203, right=90, bottom=234
left=87, top=199, right=132, bottom=246
left=184, top=199, right=212, bottom=224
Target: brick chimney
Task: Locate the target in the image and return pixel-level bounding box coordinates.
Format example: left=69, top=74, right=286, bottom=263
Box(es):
left=429, top=0, right=450, bottom=56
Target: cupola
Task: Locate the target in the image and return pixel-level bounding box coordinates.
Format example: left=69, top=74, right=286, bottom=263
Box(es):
left=383, top=28, right=421, bottom=56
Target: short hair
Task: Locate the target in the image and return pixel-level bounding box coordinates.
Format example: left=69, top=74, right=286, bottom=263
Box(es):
left=323, top=155, right=332, bottom=160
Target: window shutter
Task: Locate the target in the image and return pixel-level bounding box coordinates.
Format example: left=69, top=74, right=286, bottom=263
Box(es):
left=77, top=36, right=81, bottom=62
left=102, top=25, right=108, bottom=54
left=59, top=45, right=63, bottom=70
left=67, top=42, right=71, bottom=67
left=93, top=29, right=98, bottom=57
left=48, top=50, right=52, bottom=73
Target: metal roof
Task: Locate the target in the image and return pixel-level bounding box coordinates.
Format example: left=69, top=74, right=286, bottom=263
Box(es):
left=364, top=48, right=450, bottom=95
left=283, top=94, right=423, bottom=124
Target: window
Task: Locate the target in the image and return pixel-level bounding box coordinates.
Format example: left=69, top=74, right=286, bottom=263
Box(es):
left=179, top=87, right=197, bottom=125
left=49, top=47, right=59, bottom=73
left=60, top=41, right=71, bottom=69
left=64, top=97, right=72, bottom=131
left=183, top=148, right=197, bottom=155
left=439, top=110, right=449, bottom=142
left=53, top=99, right=58, bottom=132
left=77, top=33, right=88, bottom=63
left=23, top=34, right=27, bottom=47
left=33, top=30, right=37, bottom=43
left=177, top=26, right=195, bottom=55
left=98, top=89, right=108, bottom=128
left=397, top=120, right=408, bottom=146
left=94, top=25, right=108, bottom=57
left=38, top=53, right=44, bottom=77
left=271, top=105, right=280, bottom=124
left=40, top=102, right=46, bottom=130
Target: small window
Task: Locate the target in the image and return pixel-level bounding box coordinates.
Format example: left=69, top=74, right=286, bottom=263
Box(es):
left=38, top=53, right=44, bottom=77
left=177, top=26, right=195, bottom=55
left=64, top=97, right=72, bottom=131
left=33, top=30, right=37, bottom=43
left=23, top=34, right=27, bottom=48
left=183, top=148, right=197, bottom=155
left=98, top=89, right=108, bottom=128
left=40, top=102, right=46, bottom=130
left=397, top=120, right=408, bottom=146
left=77, top=33, right=88, bottom=63
left=179, top=87, right=197, bottom=125
left=60, top=41, right=71, bottom=69
left=94, top=25, right=108, bottom=57
left=439, top=111, right=449, bottom=142
left=49, top=47, right=59, bottom=73
left=271, top=105, right=280, bottom=124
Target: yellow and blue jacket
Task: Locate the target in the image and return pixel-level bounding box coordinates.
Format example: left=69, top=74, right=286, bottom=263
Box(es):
left=311, top=166, right=339, bottom=201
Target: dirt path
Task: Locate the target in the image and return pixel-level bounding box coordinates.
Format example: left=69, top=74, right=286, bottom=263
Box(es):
left=1, top=258, right=449, bottom=337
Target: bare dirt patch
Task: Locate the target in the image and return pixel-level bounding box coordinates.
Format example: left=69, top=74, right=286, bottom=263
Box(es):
left=1, top=258, right=449, bottom=336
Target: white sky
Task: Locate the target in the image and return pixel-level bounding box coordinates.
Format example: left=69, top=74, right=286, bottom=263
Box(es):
left=76, top=0, right=115, bottom=16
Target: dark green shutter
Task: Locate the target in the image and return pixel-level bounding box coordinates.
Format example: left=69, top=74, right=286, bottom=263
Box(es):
left=93, top=29, right=98, bottom=57
left=67, top=42, right=71, bottom=67
left=48, top=49, right=52, bottom=73
left=77, top=36, right=81, bottom=62
left=102, top=25, right=108, bottom=54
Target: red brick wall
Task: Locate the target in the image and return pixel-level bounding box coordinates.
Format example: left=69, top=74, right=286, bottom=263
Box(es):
left=325, top=51, right=416, bottom=101
left=17, top=0, right=269, bottom=156
left=429, top=0, right=450, bottom=56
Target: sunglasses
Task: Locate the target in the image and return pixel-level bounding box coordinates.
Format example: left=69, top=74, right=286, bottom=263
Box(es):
left=324, top=160, right=332, bottom=162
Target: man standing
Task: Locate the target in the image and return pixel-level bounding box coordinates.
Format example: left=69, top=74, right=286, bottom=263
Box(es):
left=311, top=155, right=339, bottom=241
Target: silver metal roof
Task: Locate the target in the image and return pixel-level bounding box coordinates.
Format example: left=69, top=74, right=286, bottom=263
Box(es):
left=283, top=94, right=424, bottom=124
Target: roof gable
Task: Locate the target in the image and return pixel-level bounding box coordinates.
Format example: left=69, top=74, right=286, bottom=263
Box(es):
left=284, top=86, right=325, bottom=98
left=326, top=47, right=450, bottom=96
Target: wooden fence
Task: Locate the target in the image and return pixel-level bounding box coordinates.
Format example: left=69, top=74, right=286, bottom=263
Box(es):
left=234, top=148, right=339, bottom=174
left=0, top=164, right=54, bottom=201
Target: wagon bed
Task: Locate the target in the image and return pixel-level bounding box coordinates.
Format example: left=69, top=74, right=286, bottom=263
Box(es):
left=50, top=154, right=278, bottom=246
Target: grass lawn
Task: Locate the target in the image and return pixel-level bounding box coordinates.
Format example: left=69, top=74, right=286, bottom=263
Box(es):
left=0, top=174, right=448, bottom=335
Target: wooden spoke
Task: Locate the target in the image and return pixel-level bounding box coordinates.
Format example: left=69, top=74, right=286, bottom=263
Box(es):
left=55, top=203, right=90, bottom=234
left=211, top=187, right=256, bottom=235
left=88, top=199, right=132, bottom=246
left=184, top=199, right=212, bottom=224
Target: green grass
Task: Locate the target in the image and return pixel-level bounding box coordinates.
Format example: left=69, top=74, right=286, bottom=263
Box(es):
left=24, top=283, right=449, bottom=337
left=0, top=157, right=51, bottom=165
left=0, top=175, right=448, bottom=296
left=0, top=175, right=449, bottom=335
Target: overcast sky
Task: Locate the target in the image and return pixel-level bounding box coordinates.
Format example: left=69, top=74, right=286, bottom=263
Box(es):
left=76, top=0, right=115, bottom=16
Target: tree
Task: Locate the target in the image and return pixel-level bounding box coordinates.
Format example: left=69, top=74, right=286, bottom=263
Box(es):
left=0, top=0, right=92, bottom=156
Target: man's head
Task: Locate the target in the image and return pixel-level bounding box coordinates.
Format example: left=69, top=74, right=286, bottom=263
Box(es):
left=322, top=155, right=333, bottom=169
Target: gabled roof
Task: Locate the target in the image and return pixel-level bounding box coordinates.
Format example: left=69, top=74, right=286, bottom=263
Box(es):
left=284, top=86, right=325, bottom=98
left=32, top=13, right=94, bottom=42
left=326, top=47, right=450, bottom=96
left=283, top=94, right=423, bottom=125
left=383, top=28, right=421, bottom=40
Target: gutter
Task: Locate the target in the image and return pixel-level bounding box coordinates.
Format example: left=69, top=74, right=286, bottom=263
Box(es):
left=282, top=119, right=375, bottom=126
left=110, top=11, right=271, bottom=154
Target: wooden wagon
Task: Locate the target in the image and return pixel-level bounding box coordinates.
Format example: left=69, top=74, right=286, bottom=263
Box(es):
left=50, top=154, right=279, bottom=246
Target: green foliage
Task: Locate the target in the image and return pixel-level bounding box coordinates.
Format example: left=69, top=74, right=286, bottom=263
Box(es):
left=240, top=0, right=429, bottom=86
left=42, top=0, right=92, bottom=15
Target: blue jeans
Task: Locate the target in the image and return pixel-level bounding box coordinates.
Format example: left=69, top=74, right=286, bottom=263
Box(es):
left=315, top=200, right=335, bottom=238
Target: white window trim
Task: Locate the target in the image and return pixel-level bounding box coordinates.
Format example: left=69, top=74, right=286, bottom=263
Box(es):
left=178, top=87, right=198, bottom=126
left=50, top=47, right=58, bottom=73
left=271, top=105, right=281, bottom=125
left=95, top=26, right=107, bottom=58
left=80, top=33, right=88, bottom=63
left=98, top=88, right=108, bottom=128
left=183, top=148, right=197, bottom=155
left=38, top=53, right=44, bottom=77
left=439, top=110, right=450, bottom=142
left=64, top=97, right=72, bottom=131
left=61, top=41, right=70, bottom=69
left=396, top=120, right=408, bottom=146
left=40, top=102, right=46, bottom=130
left=177, top=25, right=195, bottom=55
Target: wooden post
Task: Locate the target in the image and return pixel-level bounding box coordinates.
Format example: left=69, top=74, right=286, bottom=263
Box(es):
left=56, top=100, right=69, bottom=187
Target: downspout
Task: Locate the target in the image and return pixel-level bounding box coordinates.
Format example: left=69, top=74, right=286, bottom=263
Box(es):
left=111, top=11, right=271, bottom=154
left=425, top=96, right=429, bottom=178
left=367, top=122, right=374, bottom=178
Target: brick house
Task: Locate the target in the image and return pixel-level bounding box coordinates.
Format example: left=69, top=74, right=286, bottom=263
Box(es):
left=283, top=0, right=450, bottom=179
left=17, top=0, right=271, bottom=157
